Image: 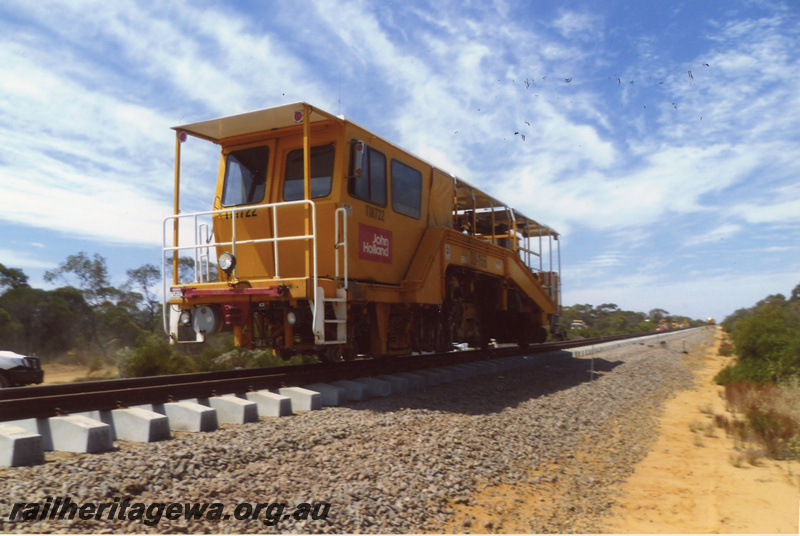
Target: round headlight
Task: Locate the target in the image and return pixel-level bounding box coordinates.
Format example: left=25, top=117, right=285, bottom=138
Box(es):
left=286, top=310, right=297, bottom=325
left=179, top=310, right=192, bottom=327
left=218, top=252, right=236, bottom=273
left=192, top=306, right=221, bottom=335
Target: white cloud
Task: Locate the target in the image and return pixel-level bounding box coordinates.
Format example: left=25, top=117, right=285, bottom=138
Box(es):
left=0, top=248, right=54, bottom=271
left=683, top=223, right=743, bottom=247
left=552, top=10, right=603, bottom=41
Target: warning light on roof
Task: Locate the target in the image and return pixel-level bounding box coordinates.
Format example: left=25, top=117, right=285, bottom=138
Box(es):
left=178, top=131, right=187, bottom=143
left=294, top=111, right=304, bottom=122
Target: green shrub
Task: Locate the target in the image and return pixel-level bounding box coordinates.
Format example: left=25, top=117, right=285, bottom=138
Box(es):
left=738, top=304, right=799, bottom=377
left=718, top=297, right=800, bottom=385
left=714, top=360, right=773, bottom=385
left=116, top=333, right=194, bottom=377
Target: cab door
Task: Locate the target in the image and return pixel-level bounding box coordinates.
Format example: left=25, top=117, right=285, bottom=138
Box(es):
left=213, top=139, right=277, bottom=282
left=273, top=135, right=339, bottom=281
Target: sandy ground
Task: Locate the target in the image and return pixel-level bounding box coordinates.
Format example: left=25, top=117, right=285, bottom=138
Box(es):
left=606, top=329, right=800, bottom=534
left=442, top=331, right=800, bottom=534
left=40, top=363, right=118, bottom=385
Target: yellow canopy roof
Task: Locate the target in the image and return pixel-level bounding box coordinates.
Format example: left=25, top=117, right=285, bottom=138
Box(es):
left=173, top=102, right=339, bottom=143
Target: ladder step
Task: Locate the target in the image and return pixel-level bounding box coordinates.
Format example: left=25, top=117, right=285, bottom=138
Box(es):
left=324, top=319, right=346, bottom=324
left=323, top=297, right=347, bottom=303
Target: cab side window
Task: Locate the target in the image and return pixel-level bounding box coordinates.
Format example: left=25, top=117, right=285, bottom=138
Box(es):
left=283, top=144, right=335, bottom=201
left=391, top=159, right=422, bottom=219
left=348, top=141, right=387, bottom=206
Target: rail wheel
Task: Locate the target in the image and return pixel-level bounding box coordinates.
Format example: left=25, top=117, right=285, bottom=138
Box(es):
left=517, top=322, right=529, bottom=351
left=343, top=338, right=358, bottom=361
left=277, top=348, right=294, bottom=361
left=435, top=308, right=453, bottom=353
left=534, top=325, right=548, bottom=344
left=319, top=345, right=346, bottom=363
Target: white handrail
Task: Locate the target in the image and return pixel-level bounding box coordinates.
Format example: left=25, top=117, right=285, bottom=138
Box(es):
left=161, top=199, right=318, bottom=337
left=334, top=206, right=349, bottom=289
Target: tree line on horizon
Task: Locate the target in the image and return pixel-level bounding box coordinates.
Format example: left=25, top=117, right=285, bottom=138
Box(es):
left=559, top=303, right=706, bottom=338
left=0, top=253, right=160, bottom=360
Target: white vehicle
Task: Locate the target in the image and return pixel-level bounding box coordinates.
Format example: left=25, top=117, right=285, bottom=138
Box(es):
left=0, top=351, right=44, bottom=388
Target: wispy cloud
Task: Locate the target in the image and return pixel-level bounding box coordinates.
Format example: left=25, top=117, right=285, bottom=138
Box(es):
left=683, top=223, right=743, bottom=247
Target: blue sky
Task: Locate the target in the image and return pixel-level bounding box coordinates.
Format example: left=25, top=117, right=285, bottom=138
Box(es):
left=1, top=0, right=798, bottom=322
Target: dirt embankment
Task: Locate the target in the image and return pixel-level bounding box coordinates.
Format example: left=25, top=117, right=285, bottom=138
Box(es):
left=606, top=329, right=799, bottom=534
left=40, top=363, right=117, bottom=385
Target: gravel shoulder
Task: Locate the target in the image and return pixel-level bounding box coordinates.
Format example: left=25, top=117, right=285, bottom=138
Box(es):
left=1, top=329, right=718, bottom=534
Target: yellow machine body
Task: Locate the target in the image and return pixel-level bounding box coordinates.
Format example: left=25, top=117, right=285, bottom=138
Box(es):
left=163, top=103, right=561, bottom=361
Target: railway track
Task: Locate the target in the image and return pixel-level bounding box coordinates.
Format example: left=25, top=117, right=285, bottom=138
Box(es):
left=0, top=329, right=698, bottom=469
left=0, top=332, right=657, bottom=422
left=0, top=327, right=714, bottom=533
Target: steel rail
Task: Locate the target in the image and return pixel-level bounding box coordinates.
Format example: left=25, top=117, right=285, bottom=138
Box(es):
left=0, top=331, right=666, bottom=421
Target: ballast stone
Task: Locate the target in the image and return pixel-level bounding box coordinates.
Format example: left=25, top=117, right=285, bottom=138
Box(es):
left=243, top=390, right=292, bottom=416
left=0, top=423, right=44, bottom=467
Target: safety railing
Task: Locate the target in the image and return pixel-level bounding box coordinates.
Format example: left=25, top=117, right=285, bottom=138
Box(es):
left=161, top=200, right=319, bottom=337
left=518, top=231, right=560, bottom=304
left=334, top=206, right=349, bottom=289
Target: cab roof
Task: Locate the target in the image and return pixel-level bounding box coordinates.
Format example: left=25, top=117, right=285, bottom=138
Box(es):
left=173, top=102, right=340, bottom=143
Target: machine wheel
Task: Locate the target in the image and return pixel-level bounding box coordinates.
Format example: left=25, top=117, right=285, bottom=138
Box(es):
left=318, top=345, right=345, bottom=363
left=517, top=322, right=529, bottom=351
left=534, top=325, right=548, bottom=344
left=0, top=374, right=9, bottom=388
left=343, top=339, right=358, bottom=361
